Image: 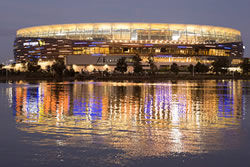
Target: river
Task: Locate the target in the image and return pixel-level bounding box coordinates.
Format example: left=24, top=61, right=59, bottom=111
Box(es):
left=0, top=80, right=250, bottom=167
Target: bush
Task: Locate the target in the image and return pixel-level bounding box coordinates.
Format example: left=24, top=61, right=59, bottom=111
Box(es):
left=51, top=60, right=66, bottom=76
left=212, top=57, right=230, bottom=75
left=115, top=57, right=127, bottom=74
left=170, top=63, right=179, bottom=75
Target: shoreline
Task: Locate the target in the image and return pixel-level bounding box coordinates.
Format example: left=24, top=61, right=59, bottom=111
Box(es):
left=1, top=74, right=250, bottom=82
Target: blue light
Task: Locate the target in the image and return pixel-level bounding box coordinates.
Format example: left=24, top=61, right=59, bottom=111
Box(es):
left=89, top=45, right=96, bottom=47
left=74, top=42, right=88, bottom=45
left=155, top=55, right=172, bottom=58
left=145, top=96, right=153, bottom=120
left=26, top=88, right=40, bottom=120
left=91, top=42, right=105, bottom=44
left=72, top=97, right=103, bottom=121
left=12, top=87, right=17, bottom=116
left=218, top=45, right=224, bottom=47
left=217, top=82, right=235, bottom=118
left=177, top=46, right=187, bottom=49
left=144, top=44, right=153, bottom=47
left=224, top=47, right=232, bottom=50
left=92, top=54, right=103, bottom=56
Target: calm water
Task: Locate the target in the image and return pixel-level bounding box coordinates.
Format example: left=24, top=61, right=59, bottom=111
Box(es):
left=0, top=80, right=250, bottom=167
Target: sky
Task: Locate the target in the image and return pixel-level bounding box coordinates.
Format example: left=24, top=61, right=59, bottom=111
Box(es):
left=0, top=0, right=250, bottom=63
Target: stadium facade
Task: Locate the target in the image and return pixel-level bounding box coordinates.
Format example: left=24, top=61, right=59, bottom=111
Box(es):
left=14, top=23, right=244, bottom=71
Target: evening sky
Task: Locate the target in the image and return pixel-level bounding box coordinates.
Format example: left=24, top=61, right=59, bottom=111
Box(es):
left=0, top=0, right=249, bottom=63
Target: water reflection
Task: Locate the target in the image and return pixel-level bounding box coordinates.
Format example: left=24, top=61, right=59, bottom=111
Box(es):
left=9, top=80, right=244, bottom=156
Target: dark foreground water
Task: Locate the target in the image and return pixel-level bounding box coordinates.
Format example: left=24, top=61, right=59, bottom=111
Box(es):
left=0, top=80, right=250, bottom=167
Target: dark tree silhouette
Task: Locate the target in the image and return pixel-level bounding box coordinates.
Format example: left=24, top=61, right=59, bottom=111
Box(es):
left=195, top=62, right=203, bottom=73
left=170, top=63, right=179, bottom=75
left=115, top=57, right=127, bottom=74
left=51, top=60, right=66, bottom=76
left=46, top=65, right=51, bottom=73
left=212, top=57, right=231, bottom=75
left=188, top=64, right=194, bottom=74
left=241, top=58, right=249, bottom=75
left=133, top=54, right=143, bottom=74
left=148, top=54, right=157, bottom=75
left=195, top=62, right=209, bottom=74
left=27, top=62, right=41, bottom=72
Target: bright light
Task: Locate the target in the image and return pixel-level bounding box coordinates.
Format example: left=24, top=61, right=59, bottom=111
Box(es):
left=56, top=33, right=66, bottom=36
left=228, top=67, right=242, bottom=72
left=23, top=42, right=39, bottom=46
left=172, top=35, right=180, bottom=41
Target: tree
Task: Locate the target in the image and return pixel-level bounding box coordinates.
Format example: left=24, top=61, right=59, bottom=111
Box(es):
left=46, top=65, right=51, bottom=73
left=195, top=62, right=203, bottom=73
left=148, top=54, right=157, bottom=75
left=195, top=62, right=209, bottom=74
left=201, top=64, right=209, bottom=73
left=11, top=63, right=16, bottom=68
left=241, top=58, right=249, bottom=75
left=133, top=54, right=143, bottom=74
left=27, top=62, right=41, bottom=72
left=115, top=57, right=127, bottom=74
left=51, top=60, right=66, bottom=76
left=21, top=61, right=27, bottom=71
left=170, top=63, right=179, bottom=75
left=104, top=68, right=109, bottom=76
left=188, top=64, right=194, bottom=74
left=212, top=57, right=231, bottom=75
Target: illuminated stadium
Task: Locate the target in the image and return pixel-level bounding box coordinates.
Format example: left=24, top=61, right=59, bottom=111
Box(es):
left=14, top=23, right=244, bottom=71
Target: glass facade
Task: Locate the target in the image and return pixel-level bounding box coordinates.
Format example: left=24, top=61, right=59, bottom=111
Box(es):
left=17, top=23, right=242, bottom=44
left=14, top=23, right=244, bottom=64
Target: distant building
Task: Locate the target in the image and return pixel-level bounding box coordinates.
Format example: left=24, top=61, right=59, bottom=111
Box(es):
left=14, top=23, right=244, bottom=71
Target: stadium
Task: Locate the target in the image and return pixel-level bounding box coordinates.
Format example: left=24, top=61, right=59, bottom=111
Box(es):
left=14, top=23, right=244, bottom=72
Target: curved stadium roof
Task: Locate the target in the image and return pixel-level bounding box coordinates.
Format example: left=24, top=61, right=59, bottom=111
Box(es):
left=16, top=23, right=242, bottom=43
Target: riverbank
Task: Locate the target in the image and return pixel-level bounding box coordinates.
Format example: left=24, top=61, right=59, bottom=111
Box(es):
left=94, top=74, right=250, bottom=81
left=1, top=73, right=250, bottom=82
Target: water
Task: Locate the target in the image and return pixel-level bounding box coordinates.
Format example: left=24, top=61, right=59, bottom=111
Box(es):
left=0, top=80, right=250, bottom=167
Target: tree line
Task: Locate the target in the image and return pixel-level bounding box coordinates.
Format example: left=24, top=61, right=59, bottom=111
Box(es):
left=0, top=56, right=249, bottom=77
left=115, top=55, right=250, bottom=75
